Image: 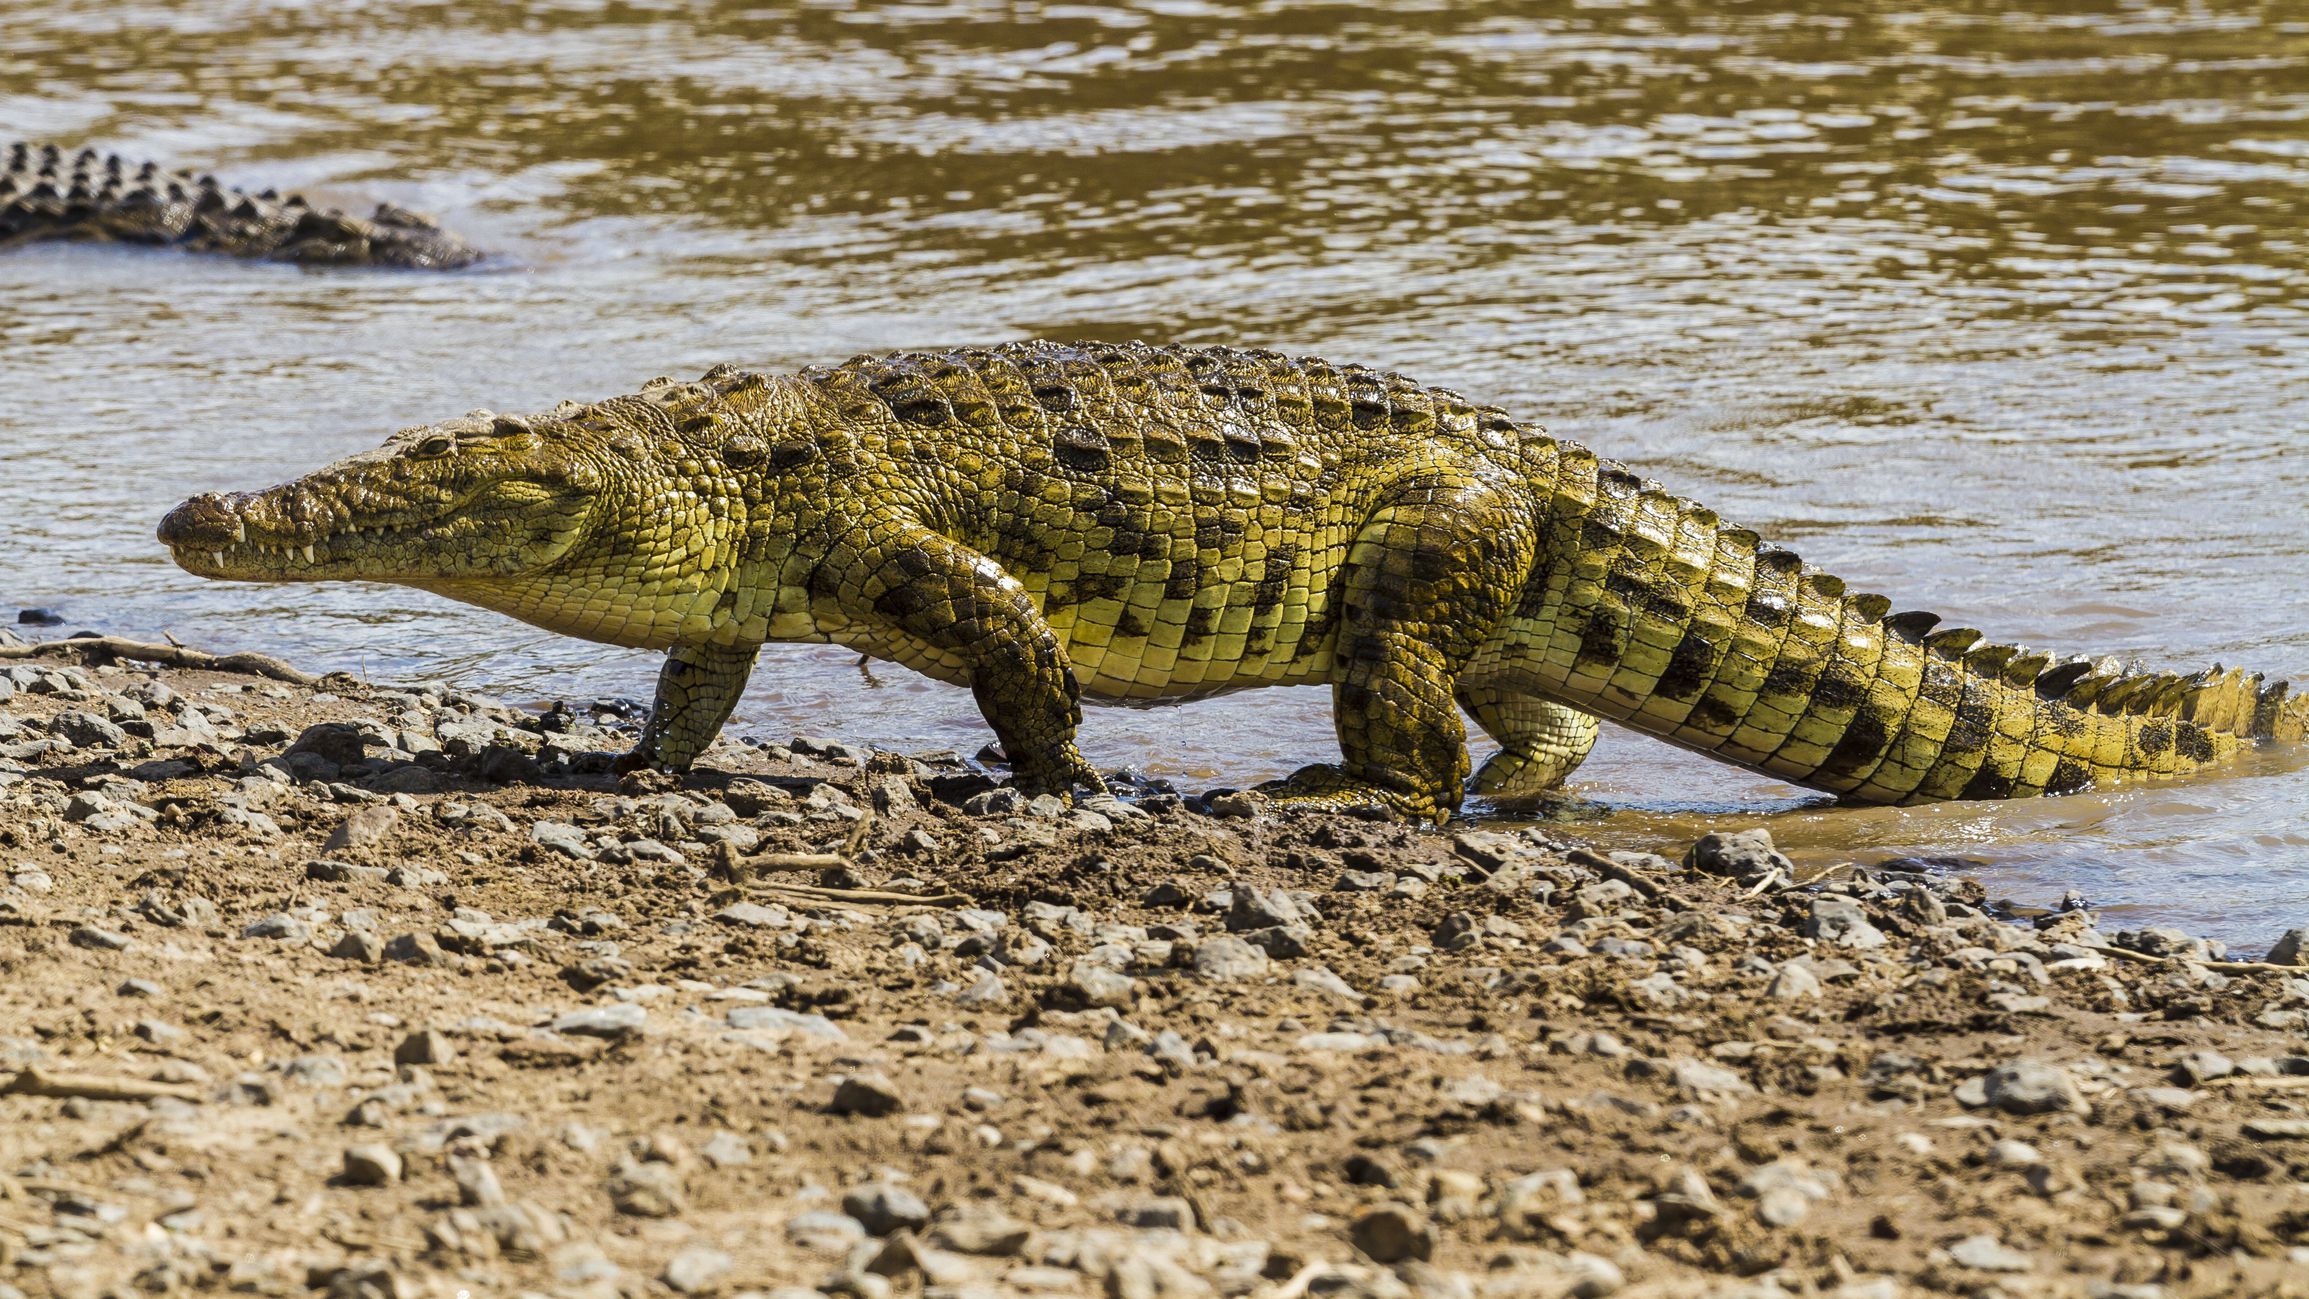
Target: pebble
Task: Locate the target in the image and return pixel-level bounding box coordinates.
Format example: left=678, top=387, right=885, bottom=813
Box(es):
left=2267, top=928, right=2308, bottom=966
left=1805, top=896, right=1887, bottom=950
left=1946, top=1234, right=2033, bottom=1272
left=241, top=912, right=310, bottom=942
left=831, top=1071, right=905, bottom=1117
left=843, top=1181, right=930, bottom=1235
left=1958, top=1059, right=2087, bottom=1116
left=553, top=1003, right=647, bottom=1039
left=607, top=1161, right=687, bottom=1217
left=341, top=1144, right=403, bottom=1186
left=1192, top=934, right=1270, bottom=981
left=1349, top=1202, right=1436, bottom=1263
left=324, top=805, right=399, bottom=852
left=394, top=1029, right=456, bottom=1067
left=1684, top=828, right=1791, bottom=879
left=69, top=924, right=133, bottom=951
left=661, top=1246, right=733, bottom=1295
left=1766, top=962, right=1821, bottom=999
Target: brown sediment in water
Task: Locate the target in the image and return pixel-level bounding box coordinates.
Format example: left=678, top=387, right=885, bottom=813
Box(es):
left=3, top=644, right=2308, bottom=1296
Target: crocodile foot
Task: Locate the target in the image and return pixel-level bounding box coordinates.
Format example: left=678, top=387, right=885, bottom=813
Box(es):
left=1006, top=744, right=1107, bottom=805
left=1254, top=764, right=1446, bottom=824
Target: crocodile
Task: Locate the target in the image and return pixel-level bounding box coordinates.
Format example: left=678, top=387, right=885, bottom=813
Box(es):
left=1, top=142, right=481, bottom=269
left=158, top=341, right=2307, bottom=822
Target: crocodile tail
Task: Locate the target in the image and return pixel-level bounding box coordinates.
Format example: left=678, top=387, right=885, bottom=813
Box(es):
left=1504, top=438, right=2305, bottom=804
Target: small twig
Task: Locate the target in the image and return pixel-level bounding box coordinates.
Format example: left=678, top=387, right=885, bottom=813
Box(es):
left=2206, top=1075, right=2309, bottom=1090
left=3, top=1067, right=203, bottom=1103
left=2080, top=943, right=2304, bottom=975
left=746, top=883, right=969, bottom=908
left=1565, top=848, right=1662, bottom=900
left=0, top=638, right=317, bottom=686
left=841, top=808, right=876, bottom=859
left=1741, top=867, right=1787, bottom=899
left=1785, top=862, right=1856, bottom=891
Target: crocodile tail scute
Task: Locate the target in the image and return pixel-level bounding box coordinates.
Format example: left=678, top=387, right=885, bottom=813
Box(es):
left=1506, top=444, right=2303, bottom=805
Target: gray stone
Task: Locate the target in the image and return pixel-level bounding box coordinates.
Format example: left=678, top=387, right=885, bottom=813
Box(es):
left=241, top=912, right=310, bottom=942
left=324, top=805, right=399, bottom=853
left=608, top=1161, right=686, bottom=1218
left=1225, top=885, right=1306, bottom=932
left=1804, top=896, right=1887, bottom=950
left=1967, top=1058, right=2087, bottom=1115
left=929, top=1205, right=1032, bottom=1256
left=69, top=924, right=133, bottom=951
left=1766, top=962, right=1821, bottom=999
left=530, top=821, right=594, bottom=860
left=51, top=709, right=128, bottom=750
left=1946, top=1234, right=2032, bottom=1272
left=2266, top=928, right=2308, bottom=966
left=1120, top=1195, right=1196, bottom=1231
left=712, top=901, right=793, bottom=929
left=842, top=1181, right=930, bottom=1236
left=553, top=1003, right=647, bottom=1039
left=330, top=930, right=386, bottom=963
left=723, top=1006, right=847, bottom=1042
left=1684, top=828, right=1792, bottom=879
left=1068, top=960, right=1136, bottom=1008
left=786, top=1210, right=868, bottom=1253
left=661, top=1246, right=733, bottom=1295
left=1192, top=935, right=1270, bottom=982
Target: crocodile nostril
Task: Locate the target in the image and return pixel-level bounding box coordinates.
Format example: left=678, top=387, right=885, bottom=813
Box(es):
left=157, top=493, right=241, bottom=546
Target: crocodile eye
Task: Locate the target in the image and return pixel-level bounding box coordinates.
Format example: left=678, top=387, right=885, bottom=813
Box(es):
left=413, top=434, right=456, bottom=458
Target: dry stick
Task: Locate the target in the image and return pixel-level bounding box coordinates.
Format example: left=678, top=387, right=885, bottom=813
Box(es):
left=2207, top=1075, right=2309, bottom=1090
left=746, top=882, right=969, bottom=908
left=2080, top=943, right=2304, bottom=976
left=0, top=637, right=319, bottom=686
left=745, top=852, right=853, bottom=875
left=2, top=1067, right=203, bottom=1103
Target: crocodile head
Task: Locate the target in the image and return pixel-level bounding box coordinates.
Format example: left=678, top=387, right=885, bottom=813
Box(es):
left=160, top=410, right=605, bottom=592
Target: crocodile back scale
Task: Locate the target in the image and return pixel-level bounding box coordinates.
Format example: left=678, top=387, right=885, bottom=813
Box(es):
left=158, top=341, right=2309, bottom=821
left=1, top=141, right=482, bottom=269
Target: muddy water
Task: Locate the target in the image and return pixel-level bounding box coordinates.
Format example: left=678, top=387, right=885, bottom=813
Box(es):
left=2, top=1, right=2305, bottom=943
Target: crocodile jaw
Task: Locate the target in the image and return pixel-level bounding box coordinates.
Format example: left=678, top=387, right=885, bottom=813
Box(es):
left=158, top=417, right=599, bottom=585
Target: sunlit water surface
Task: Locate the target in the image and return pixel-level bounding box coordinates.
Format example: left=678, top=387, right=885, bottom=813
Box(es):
left=2, top=0, right=2305, bottom=945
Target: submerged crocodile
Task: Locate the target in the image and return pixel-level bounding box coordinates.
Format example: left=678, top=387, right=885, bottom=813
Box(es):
left=159, top=342, right=2306, bottom=821
left=1, top=142, right=481, bottom=269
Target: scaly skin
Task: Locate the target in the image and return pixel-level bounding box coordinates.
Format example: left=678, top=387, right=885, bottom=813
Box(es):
left=1, top=142, right=482, bottom=269
left=158, top=342, right=2308, bottom=821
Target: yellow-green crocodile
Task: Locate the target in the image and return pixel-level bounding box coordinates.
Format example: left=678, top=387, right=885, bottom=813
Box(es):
left=158, top=341, right=2307, bottom=821
left=1, top=142, right=481, bottom=269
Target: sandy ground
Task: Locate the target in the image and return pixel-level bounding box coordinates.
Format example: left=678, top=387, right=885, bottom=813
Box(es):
left=3, top=638, right=2308, bottom=1299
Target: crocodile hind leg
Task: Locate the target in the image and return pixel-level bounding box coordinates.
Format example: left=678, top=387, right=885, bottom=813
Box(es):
left=1259, top=477, right=1541, bottom=822
left=1460, top=684, right=1600, bottom=802
left=627, top=641, right=762, bottom=772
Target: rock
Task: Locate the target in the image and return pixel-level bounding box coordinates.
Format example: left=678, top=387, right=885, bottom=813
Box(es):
left=1225, top=885, right=1306, bottom=932
left=447, top=1156, right=507, bottom=1207
left=1068, top=960, right=1136, bottom=1008
left=242, top=912, right=310, bottom=942
left=956, top=969, right=1008, bottom=1007
left=553, top=1003, right=647, bottom=1039
left=2266, top=928, right=2308, bottom=966
left=1946, top=1234, right=2032, bottom=1272
left=69, top=924, right=133, bottom=951
left=330, top=930, right=385, bottom=963
left=51, top=709, right=128, bottom=750
left=1349, top=1202, right=1435, bottom=1264
left=395, top=1030, right=457, bottom=1067
left=929, top=1205, right=1032, bottom=1256
left=342, top=1144, right=403, bottom=1186
left=1804, top=896, right=1887, bottom=950
left=713, top=901, right=793, bottom=929
left=1564, top=1253, right=1624, bottom=1298
left=1986, top=1139, right=2042, bottom=1168
left=1741, top=1160, right=1834, bottom=1228
left=1766, top=962, right=1822, bottom=999
left=1958, top=1059, right=2087, bottom=1116
left=662, top=1246, right=733, bottom=1295
left=530, top=821, right=594, bottom=860
left=1431, top=912, right=1478, bottom=951
left=787, top=1210, right=868, bottom=1253
left=1120, top=1196, right=1196, bottom=1231
left=608, top=1161, right=686, bottom=1217
left=1684, top=828, right=1792, bottom=879
left=843, top=1182, right=930, bottom=1236
left=384, top=932, right=446, bottom=966
left=1191, top=935, right=1270, bottom=982
left=2171, top=1050, right=2234, bottom=1086
left=831, top=1072, right=904, bottom=1117
left=324, top=805, right=399, bottom=852
left=2114, top=926, right=2217, bottom=963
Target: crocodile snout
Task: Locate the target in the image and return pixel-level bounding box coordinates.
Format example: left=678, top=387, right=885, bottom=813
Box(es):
left=157, top=493, right=244, bottom=548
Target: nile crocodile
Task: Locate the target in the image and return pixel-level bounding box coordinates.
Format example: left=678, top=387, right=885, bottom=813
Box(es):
left=1, top=142, right=481, bottom=269
left=158, top=341, right=2306, bottom=822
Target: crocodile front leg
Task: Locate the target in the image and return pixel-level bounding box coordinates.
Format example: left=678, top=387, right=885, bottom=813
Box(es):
left=626, top=642, right=761, bottom=773
left=822, top=518, right=1101, bottom=799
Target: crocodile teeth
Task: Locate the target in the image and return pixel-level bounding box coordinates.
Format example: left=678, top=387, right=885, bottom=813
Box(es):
left=302, top=544, right=316, bottom=564
left=232, top=518, right=246, bottom=543
left=211, top=551, right=225, bottom=567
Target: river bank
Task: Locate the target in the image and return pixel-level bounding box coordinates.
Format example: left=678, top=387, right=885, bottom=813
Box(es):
left=3, top=636, right=2308, bottom=1299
